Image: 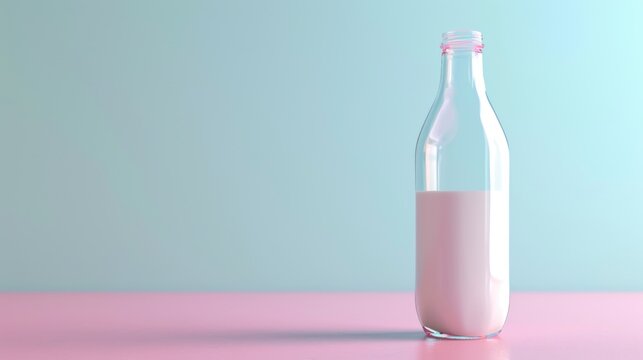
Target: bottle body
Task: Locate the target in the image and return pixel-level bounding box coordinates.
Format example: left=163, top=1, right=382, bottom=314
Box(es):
left=415, top=31, right=509, bottom=339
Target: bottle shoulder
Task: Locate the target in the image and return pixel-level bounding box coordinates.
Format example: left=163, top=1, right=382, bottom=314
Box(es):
left=417, top=94, right=506, bottom=147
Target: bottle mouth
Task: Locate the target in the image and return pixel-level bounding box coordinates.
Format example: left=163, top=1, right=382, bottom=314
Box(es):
left=441, top=30, right=484, bottom=53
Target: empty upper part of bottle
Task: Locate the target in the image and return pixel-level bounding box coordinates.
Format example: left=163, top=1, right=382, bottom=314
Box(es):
left=438, top=30, right=486, bottom=92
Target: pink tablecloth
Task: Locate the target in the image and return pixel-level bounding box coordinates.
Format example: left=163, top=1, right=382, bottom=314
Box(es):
left=1, top=292, right=642, bottom=359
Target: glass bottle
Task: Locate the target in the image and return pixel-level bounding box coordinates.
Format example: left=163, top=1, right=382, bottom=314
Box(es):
left=415, top=30, right=509, bottom=339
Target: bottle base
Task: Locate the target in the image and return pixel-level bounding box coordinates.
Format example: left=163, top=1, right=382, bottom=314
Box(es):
left=422, top=326, right=501, bottom=340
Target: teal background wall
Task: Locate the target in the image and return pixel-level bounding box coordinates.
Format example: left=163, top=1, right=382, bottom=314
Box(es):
left=1, top=0, right=642, bottom=291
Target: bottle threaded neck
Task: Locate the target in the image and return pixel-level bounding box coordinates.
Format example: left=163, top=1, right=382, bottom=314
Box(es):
left=441, top=30, right=484, bottom=54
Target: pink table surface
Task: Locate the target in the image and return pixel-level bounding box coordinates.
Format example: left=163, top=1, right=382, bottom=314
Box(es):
left=1, top=292, right=642, bottom=359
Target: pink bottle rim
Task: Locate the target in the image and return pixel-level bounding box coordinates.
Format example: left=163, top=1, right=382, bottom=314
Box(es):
left=441, top=30, right=484, bottom=53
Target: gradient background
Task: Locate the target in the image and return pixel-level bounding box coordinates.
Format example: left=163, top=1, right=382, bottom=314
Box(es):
left=1, top=0, right=642, bottom=292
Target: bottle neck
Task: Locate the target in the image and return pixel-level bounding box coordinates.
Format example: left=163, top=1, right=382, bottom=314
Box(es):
left=439, top=51, right=486, bottom=94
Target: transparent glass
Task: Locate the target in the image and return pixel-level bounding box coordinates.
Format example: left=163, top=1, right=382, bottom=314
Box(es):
left=414, top=31, right=510, bottom=339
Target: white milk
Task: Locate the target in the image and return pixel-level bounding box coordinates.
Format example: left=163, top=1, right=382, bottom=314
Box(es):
left=416, top=191, right=509, bottom=338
